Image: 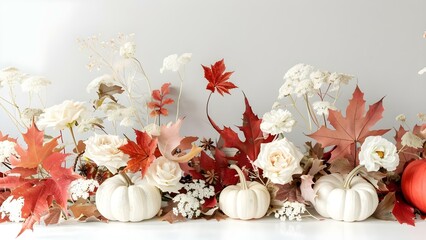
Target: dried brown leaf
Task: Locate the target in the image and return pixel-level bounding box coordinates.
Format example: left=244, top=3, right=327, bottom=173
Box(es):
left=160, top=210, right=186, bottom=223
left=43, top=204, right=62, bottom=226
left=69, top=199, right=106, bottom=222
left=329, top=158, right=353, bottom=174
left=374, top=192, right=396, bottom=221
left=308, top=159, right=326, bottom=176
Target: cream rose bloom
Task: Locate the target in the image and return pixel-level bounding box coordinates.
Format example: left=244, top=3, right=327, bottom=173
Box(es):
left=254, top=138, right=303, bottom=185
left=359, top=136, right=399, bottom=172
left=37, top=100, right=87, bottom=130
left=146, top=156, right=184, bottom=193
left=83, top=134, right=128, bottom=174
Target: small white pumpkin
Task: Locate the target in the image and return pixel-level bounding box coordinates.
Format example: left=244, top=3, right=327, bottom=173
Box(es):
left=219, top=165, right=270, bottom=220
left=313, top=172, right=378, bottom=222
left=95, top=172, right=161, bottom=222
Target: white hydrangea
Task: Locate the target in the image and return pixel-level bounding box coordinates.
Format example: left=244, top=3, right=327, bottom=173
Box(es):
left=119, top=42, right=136, bottom=58
left=294, top=79, right=315, bottom=97
left=0, top=196, right=24, bottom=223
left=274, top=201, right=306, bottom=221
left=310, top=70, right=329, bottom=90
left=260, top=109, right=295, bottom=135
left=172, top=180, right=215, bottom=218
left=278, top=79, right=297, bottom=99
left=100, top=102, right=135, bottom=127
left=401, top=132, right=424, bottom=149
left=0, top=140, right=18, bottom=163
left=418, top=113, right=426, bottom=122
left=160, top=53, right=192, bottom=74
left=21, top=76, right=51, bottom=93
left=69, top=179, right=99, bottom=201
left=86, top=74, right=118, bottom=93
left=0, top=67, right=26, bottom=87
left=312, top=101, right=337, bottom=116
left=395, top=114, right=406, bottom=122
left=77, top=117, right=104, bottom=133
left=283, top=64, right=314, bottom=82
left=327, top=72, right=353, bottom=91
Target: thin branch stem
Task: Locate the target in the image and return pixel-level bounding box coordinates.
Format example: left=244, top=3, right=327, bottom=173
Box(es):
left=176, top=70, right=185, bottom=121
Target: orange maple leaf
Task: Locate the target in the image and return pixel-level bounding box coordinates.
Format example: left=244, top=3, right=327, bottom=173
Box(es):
left=9, top=124, right=59, bottom=169
left=119, top=130, right=158, bottom=176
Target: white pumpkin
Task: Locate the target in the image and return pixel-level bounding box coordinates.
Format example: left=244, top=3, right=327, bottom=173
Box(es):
left=219, top=165, right=270, bottom=220
left=95, top=172, right=162, bottom=222
left=313, top=173, right=378, bottom=222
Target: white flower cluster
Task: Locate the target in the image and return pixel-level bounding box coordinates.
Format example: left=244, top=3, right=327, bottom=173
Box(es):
left=278, top=64, right=353, bottom=99
left=160, top=53, right=192, bottom=74
left=0, top=140, right=18, bottom=163
left=172, top=180, right=215, bottom=219
left=0, top=196, right=24, bottom=223
left=312, top=101, right=337, bottom=117
left=99, top=102, right=135, bottom=127
left=274, top=201, right=306, bottom=221
left=418, top=113, right=426, bottom=122
left=0, top=67, right=50, bottom=93
left=261, top=109, right=295, bottom=135
left=69, top=179, right=99, bottom=201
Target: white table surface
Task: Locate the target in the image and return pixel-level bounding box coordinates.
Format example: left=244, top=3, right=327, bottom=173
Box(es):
left=0, top=216, right=424, bottom=240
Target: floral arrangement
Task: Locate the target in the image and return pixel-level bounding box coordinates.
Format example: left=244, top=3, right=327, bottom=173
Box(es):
left=0, top=33, right=425, bottom=237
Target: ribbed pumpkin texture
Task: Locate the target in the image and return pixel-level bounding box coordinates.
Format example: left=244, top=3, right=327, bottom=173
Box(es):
left=402, top=159, right=426, bottom=213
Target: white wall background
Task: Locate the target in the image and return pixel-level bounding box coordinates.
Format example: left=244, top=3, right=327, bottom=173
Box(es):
left=0, top=0, right=425, bottom=145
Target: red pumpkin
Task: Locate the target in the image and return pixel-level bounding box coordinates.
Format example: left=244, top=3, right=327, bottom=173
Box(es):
left=401, top=159, right=426, bottom=213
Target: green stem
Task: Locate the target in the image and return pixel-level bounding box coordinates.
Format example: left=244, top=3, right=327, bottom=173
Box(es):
left=343, top=165, right=365, bottom=189
left=69, top=125, right=80, bottom=171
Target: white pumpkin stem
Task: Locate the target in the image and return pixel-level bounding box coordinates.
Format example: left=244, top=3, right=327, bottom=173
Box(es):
left=120, top=172, right=134, bottom=186
left=343, top=165, right=364, bottom=189
left=230, top=164, right=248, bottom=190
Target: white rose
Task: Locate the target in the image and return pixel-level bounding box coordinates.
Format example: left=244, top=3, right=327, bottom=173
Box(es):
left=119, top=42, right=136, bottom=58
left=146, top=156, right=184, bottom=193
left=359, top=136, right=399, bottom=172
left=254, top=138, right=303, bottom=185
left=260, top=109, right=295, bottom=135
left=37, top=100, right=87, bottom=130
left=83, top=134, right=128, bottom=174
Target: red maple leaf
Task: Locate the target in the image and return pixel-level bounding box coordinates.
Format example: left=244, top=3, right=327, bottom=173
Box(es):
left=202, top=59, right=237, bottom=95
left=147, top=82, right=174, bottom=117
left=0, top=124, right=80, bottom=237
left=190, top=150, right=238, bottom=192
left=308, top=86, right=389, bottom=165
left=119, top=129, right=158, bottom=176
left=209, top=95, right=274, bottom=170
left=393, top=192, right=416, bottom=226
